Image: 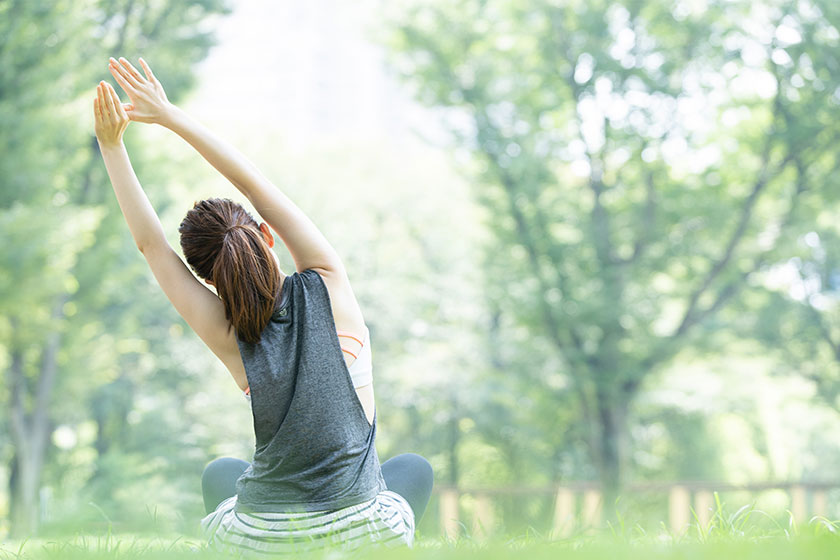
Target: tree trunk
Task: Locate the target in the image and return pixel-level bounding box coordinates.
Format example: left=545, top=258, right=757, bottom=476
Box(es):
left=10, top=441, right=43, bottom=536
left=8, top=454, right=17, bottom=522
left=595, top=389, right=628, bottom=520
left=7, top=296, right=66, bottom=537
left=448, top=395, right=460, bottom=487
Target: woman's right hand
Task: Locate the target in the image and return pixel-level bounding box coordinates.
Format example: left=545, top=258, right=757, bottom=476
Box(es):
left=108, top=57, right=172, bottom=125
left=94, top=81, right=130, bottom=148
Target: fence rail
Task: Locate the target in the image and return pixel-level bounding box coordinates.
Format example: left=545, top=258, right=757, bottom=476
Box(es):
left=432, top=482, right=840, bottom=538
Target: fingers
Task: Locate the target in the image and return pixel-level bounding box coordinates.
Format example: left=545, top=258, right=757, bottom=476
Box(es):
left=109, top=63, right=136, bottom=95
left=121, top=103, right=138, bottom=121
left=138, top=57, right=156, bottom=82
left=98, top=81, right=127, bottom=124
left=102, top=82, right=119, bottom=123
left=118, top=57, right=145, bottom=85
left=109, top=57, right=142, bottom=89
left=94, top=80, right=129, bottom=145
left=107, top=83, right=128, bottom=120
left=97, top=82, right=108, bottom=117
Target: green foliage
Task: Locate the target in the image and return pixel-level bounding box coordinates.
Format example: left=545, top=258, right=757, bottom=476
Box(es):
left=0, top=0, right=231, bottom=538
left=383, top=0, right=840, bottom=495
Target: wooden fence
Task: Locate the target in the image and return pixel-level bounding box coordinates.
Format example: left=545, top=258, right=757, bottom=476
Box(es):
left=433, top=482, right=840, bottom=538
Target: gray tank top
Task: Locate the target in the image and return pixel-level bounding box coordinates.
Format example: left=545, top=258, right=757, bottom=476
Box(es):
left=233, top=269, right=386, bottom=513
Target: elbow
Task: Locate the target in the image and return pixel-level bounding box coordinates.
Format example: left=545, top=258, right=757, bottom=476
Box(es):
left=136, top=228, right=170, bottom=255
left=136, top=238, right=164, bottom=256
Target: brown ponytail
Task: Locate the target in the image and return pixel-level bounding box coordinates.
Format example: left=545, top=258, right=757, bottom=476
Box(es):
left=178, top=198, right=280, bottom=344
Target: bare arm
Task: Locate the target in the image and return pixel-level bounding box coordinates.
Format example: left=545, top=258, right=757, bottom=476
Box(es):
left=94, top=80, right=242, bottom=382
left=165, top=107, right=345, bottom=274
left=108, top=57, right=366, bottom=331
left=108, top=57, right=342, bottom=276
left=94, top=81, right=165, bottom=253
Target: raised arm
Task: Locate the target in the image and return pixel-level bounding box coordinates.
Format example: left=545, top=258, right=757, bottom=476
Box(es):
left=93, top=80, right=243, bottom=384
left=108, top=57, right=343, bottom=277
left=94, top=81, right=166, bottom=253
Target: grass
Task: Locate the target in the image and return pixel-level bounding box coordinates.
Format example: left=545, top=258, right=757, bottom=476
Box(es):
left=3, top=532, right=840, bottom=560
left=3, top=495, right=840, bottom=559
left=4, top=534, right=840, bottom=560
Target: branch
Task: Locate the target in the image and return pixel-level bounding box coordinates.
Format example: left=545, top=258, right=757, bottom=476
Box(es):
left=813, top=307, right=840, bottom=363
left=527, top=181, right=573, bottom=288
left=673, top=152, right=808, bottom=351
left=560, top=51, right=623, bottom=275
left=619, top=167, right=657, bottom=265
left=494, top=165, right=585, bottom=364
left=108, top=0, right=137, bottom=55
left=673, top=52, right=833, bottom=338
left=675, top=146, right=795, bottom=339
left=146, top=1, right=177, bottom=41
left=459, top=83, right=593, bottom=372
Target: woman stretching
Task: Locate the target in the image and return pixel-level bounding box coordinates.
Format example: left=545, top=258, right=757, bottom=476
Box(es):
left=94, top=57, right=433, bottom=553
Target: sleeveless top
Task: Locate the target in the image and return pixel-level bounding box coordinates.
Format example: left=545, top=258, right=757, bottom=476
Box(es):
left=233, top=269, right=387, bottom=513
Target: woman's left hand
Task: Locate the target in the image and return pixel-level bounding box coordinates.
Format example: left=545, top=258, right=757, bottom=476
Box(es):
left=94, top=81, right=130, bottom=148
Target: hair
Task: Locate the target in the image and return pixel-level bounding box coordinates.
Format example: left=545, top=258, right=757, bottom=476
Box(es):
left=178, top=198, right=280, bottom=344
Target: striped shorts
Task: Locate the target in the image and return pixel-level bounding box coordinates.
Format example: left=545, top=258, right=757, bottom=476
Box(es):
left=200, top=490, right=415, bottom=556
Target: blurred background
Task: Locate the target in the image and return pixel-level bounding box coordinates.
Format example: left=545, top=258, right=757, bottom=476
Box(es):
left=3, top=0, right=840, bottom=541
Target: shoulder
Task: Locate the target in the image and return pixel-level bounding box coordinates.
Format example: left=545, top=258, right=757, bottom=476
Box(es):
left=276, top=269, right=325, bottom=295
left=301, top=268, right=365, bottom=330
left=300, top=268, right=324, bottom=282
left=297, top=268, right=330, bottom=292
left=290, top=269, right=336, bottom=306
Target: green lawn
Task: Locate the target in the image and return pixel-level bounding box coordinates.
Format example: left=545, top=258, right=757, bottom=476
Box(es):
left=4, top=502, right=840, bottom=559
left=3, top=534, right=840, bottom=560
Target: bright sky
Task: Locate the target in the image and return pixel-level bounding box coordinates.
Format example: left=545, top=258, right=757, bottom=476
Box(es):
left=185, top=0, right=434, bottom=146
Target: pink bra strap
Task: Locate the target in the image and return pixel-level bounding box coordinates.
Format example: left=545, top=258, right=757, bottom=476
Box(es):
left=336, top=331, right=364, bottom=346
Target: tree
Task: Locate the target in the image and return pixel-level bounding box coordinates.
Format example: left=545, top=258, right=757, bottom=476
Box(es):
left=0, top=0, right=229, bottom=536
left=386, top=0, right=840, bottom=505
left=748, top=228, right=840, bottom=408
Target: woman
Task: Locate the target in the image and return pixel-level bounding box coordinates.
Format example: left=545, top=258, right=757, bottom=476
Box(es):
left=94, top=57, right=433, bottom=554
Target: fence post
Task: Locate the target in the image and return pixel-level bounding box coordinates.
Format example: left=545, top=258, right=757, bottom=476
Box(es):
left=694, top=489, right=714, bottom=529
left=440, top=488, right=460, bottom=540
left=813, top=489, right=827, bottom=518
left=552, top=487, right=575, bottom=538
left=791, top=485, right=807, bottom=524
left=582, top=489, right=602, bottom=528
left=669, top=485, right=690, bottom=534
left=472, top=493, right=495, bottom=539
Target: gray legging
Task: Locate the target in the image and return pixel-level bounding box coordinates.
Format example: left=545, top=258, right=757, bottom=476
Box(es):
left=202, top=453, right=434, bottom=523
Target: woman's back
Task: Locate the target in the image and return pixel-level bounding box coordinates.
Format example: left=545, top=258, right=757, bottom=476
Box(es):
left=234, top=270, right=386, bottom=512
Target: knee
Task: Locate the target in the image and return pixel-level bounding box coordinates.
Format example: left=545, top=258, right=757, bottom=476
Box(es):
left=389, top=453, right=434, bottom=487
left=409, top=453, right=434, bottom=486
left=415, top=455, right=435, bottom=488
left=202, top=457, right=247, bottom=486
